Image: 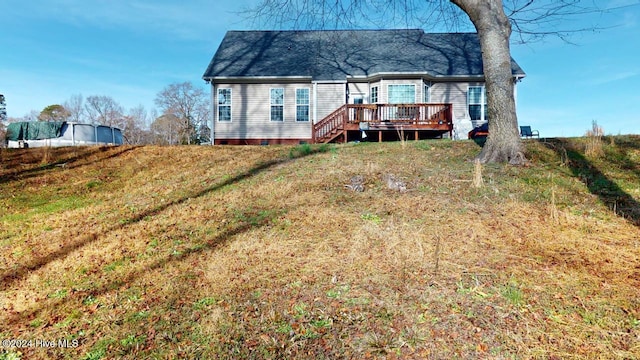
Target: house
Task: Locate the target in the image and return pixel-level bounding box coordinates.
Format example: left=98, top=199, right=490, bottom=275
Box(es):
left=202, top=29, right=525, bottom=145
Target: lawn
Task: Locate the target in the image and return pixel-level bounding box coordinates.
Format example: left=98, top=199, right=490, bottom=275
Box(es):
left=0, top=137, right=638, bottom=359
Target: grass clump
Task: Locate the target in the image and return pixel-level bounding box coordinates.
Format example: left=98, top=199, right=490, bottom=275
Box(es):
left=288, top=142, right=331, bottom=158
left=585, top=120, right=605, bottom=158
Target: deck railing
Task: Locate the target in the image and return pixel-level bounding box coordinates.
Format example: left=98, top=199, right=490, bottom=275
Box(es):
left=313, top=103, right=453, bottom=143
left=345, top=103, right=452, bottom=125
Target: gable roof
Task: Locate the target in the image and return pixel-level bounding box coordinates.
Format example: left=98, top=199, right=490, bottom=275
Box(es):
left=203, top=29, right=525, bottom=82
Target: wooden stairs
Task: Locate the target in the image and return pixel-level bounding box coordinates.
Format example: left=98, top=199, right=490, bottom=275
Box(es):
left=312, top=105, right=348, bottom=144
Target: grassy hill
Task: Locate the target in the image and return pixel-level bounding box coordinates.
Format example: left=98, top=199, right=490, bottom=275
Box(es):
left=1, top=138, right=639, bottom=359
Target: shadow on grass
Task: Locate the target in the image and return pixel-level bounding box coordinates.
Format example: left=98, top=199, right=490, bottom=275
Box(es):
left=543, top=138, right=640, bottom=226
left=0, top=144, right=331, bottom=298
left=0, top=146, right=140, bottom=185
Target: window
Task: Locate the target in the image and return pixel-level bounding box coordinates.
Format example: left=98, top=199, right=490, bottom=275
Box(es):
left=217, top=88, right=231, bottom=122
left=270, top=88, right=284, bottom=122
left=296, top=88, right=310, bottom=122
left=388, top=84, right=415, bottom=104
left=468, top=86, right=487, bottom=121
left=423, top=84, right=431, bottom=103
left=370, top=86, right=378, bottom=103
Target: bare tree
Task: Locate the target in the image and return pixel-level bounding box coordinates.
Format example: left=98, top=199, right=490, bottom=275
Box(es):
left=154, top=82, right=209, bottom=145
left=85, top=95, right=124, bottom=127
left=63, top=94, right=85, bottom=123
left=246, top=0, right=609, bottom=164
left=149, top=113, right=182, bottom=145
left=18, top=110, right=40, bottom=123
left=449, top=0, right=523, bottom=163
left=123, top=105, right=152, bottom=145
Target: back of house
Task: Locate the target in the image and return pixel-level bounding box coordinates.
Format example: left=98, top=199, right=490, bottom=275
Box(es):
left=202, top=29, right=525, bottom=145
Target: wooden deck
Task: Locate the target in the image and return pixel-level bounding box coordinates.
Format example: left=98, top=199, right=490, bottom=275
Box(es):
left=313, top=103, right=453, bottom=143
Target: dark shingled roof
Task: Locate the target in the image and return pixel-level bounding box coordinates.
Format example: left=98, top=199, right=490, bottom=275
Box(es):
left=203, top=29, right=525, bottom=81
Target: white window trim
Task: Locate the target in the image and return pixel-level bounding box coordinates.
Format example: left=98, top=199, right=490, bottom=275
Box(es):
left=387, top=84, right=416, bottom=104
left=296, top=87, right=310, bottom=122
left=217, top=88, right=232, bottom=122
left=270, top=87, right=285, bottom=122
left=423, top=82, right=431, bottom=103
left=370, top=86, right=379, bottom=104
left=467, top=85, right=487, bottom=122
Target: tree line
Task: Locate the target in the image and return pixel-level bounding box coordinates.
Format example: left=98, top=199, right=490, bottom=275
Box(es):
left=1, top=81, right=210, bottom=146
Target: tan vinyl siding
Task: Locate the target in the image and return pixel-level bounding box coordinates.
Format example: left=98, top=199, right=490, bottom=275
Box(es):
left=213, top=82, right=313, bottom=139
left=430, top=82, right=468, bottom=122
left=430, top=81, right=486, bottom=122
left=315, top=83, right=346, bottom=121
left=430, top=81, right=489, bottom=139
left=347, top=82, right=369, bottom=103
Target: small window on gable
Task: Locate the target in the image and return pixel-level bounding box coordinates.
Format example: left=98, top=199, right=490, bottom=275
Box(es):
left=218, top=88, right=231, bottom=122
left=270, top=88, right=284, bottom=122
left=296, top=88, right=310, bottom=122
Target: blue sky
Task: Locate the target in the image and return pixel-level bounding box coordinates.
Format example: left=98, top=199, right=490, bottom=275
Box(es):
left=1, top=0, right=638, bottom=137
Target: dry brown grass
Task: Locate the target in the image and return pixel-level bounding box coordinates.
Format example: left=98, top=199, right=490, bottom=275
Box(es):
left=473, top=158, right=483, bottom=188
left=585, top=120, right=605, bottom=158
left=1, top=140, right=639, bottom=359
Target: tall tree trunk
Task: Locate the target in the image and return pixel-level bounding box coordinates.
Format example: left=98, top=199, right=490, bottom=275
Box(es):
left=451, top=0, right=526, bottom=164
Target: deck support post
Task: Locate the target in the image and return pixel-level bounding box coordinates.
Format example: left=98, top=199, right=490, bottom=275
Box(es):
left=415, top=130, right=419, bottom=141
left=378, top=131, right=382, bottom=143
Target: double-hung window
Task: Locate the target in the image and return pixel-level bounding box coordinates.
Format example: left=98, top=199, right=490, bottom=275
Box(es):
left=423, top=84, right=431, bottom=103
left=468, top=86, right=487, bottom=121
left=370, top=86, right=379, bottom=104
left=296, top=88, right=310, bottom=122
left=217, top=88, right=232, bottom=122
left=270, top=88, right=284, bottom=122
left=388, top=84, right=415, bottom=104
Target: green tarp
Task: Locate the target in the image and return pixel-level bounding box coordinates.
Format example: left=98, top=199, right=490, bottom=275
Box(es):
left=6, top=121, right=65, bottom=141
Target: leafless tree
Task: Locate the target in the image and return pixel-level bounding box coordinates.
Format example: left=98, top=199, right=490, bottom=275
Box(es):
left=154, top=82, right=209, bottom=145
left=246, top=0, right=613, bottom=164
left=149, top=113, right=182, bottom=145
left=123, top=105, right=152, bottom=145
left=63, top=94, right=85, bottom=123
left=17, top=110, right=40, bottom=123
left=85, top=95, right=124, bottom=127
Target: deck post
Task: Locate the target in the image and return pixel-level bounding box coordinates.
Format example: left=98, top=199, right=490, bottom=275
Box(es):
left=378, top=131, right=382, bottom=143
left=415, top=130, right=419, bottom=141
